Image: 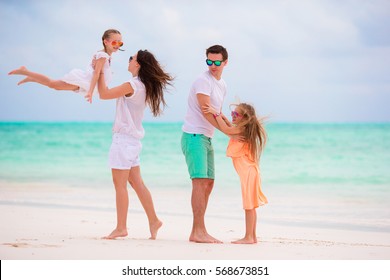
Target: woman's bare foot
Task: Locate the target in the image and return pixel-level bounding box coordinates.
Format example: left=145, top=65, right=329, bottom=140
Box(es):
left=149, top=220, right=163, bottom=240
left=8, top=66, right=28, bottom=76
left=231, top=237, right=257, bottom=244
left=102, top=228, right=128, bottom=240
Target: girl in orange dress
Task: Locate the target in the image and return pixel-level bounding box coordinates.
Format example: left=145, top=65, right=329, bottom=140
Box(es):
left=203, top=103, right=267, bottom=244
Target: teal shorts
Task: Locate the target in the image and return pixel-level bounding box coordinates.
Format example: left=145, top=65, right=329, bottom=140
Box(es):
left=181, top=132, right=215, bottom=179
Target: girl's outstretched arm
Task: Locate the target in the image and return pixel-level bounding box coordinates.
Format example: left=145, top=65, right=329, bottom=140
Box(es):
left=85, top=57, right=106, bottom=103
left=221, top=113, right=232, bottom=127
left=202, top=105, right=241, bottom=136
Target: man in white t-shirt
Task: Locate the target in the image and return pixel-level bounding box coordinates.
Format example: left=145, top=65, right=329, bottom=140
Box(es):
left=181, top=45, right=228, bottom=243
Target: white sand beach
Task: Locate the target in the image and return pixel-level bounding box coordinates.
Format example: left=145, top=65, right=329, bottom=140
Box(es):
left=1, top=182, right=389, bottom=260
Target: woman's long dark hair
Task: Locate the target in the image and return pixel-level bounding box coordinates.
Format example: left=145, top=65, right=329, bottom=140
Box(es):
left=136, top=50, right=173, bottom=117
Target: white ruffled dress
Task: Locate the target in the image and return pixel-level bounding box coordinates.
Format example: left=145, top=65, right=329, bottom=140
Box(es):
left=61, top=51, right=112, bottom=94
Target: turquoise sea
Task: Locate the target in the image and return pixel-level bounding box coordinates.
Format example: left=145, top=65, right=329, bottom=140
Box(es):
left=1, top=122, right=390, bottom=232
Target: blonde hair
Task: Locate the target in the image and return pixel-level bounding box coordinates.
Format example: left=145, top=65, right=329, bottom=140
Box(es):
left=102, top=29, right=121, bottom=53
left=234, top=103, right=267, bottom=162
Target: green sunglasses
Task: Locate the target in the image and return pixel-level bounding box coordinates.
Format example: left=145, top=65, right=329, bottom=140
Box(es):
left=206, top=59, right=224, bottom=66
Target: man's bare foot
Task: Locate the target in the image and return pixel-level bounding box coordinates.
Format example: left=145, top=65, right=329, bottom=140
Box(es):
left=8, top=66, right=28, bottom=76
left=231, top=237, right=257, bottom=244
left=149, top=220, right=163, bottom=240
left=189, top=232, right=223, bottom=243
left=102, top=228, right=128, bottom=240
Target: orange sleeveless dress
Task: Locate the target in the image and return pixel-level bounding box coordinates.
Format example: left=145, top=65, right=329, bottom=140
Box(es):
left=226, top=139, right=268, bottom=210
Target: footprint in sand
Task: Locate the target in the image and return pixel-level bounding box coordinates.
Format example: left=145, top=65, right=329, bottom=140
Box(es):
left=3, top=242, right=60, bottom=248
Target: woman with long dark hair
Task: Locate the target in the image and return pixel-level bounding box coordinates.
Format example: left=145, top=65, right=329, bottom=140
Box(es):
left=97, top=50, right=173, bottom=239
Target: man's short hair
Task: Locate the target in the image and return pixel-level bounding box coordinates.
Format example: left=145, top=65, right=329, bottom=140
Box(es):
left=206, top=45, right=228, bottom=61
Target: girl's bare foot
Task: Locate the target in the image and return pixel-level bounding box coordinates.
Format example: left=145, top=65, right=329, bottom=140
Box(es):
left=231, top=237, right=257, bottom=244
left=102, top=228, right=128, bottom=240
left=8, top=66, right=28, bottom=76
left=149, top=220, right=163, bottom=240
left=17, top=77, right=35, bottom=85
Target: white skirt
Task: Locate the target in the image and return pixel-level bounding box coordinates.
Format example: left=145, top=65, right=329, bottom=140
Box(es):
left=61, top=69, right=94, bottom=94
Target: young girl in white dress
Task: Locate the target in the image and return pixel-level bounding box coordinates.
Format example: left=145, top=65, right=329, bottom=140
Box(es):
left=8, top=29, right=123, bottom=103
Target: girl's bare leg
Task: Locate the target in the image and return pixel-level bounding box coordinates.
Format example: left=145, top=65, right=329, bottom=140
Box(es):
left=253, top=210, right=258, bottom=243
left=103, top=169, right=131, bottom=239
left=232, top=209, right=257, bottom=244
left=128, top=166, right=162, bottom=240
left=9, top=66, right=78, bottom=91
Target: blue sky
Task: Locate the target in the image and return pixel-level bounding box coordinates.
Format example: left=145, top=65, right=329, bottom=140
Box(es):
left=1, top=0, right=389, bottom=123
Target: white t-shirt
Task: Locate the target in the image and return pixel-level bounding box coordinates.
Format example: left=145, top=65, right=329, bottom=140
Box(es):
left=182, top=71, right=227, bottom=138
left=112, top=76, right=146, bottom=139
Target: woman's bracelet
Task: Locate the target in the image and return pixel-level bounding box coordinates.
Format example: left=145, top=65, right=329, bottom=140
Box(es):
left=213, top=113, right=221, bottom=118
